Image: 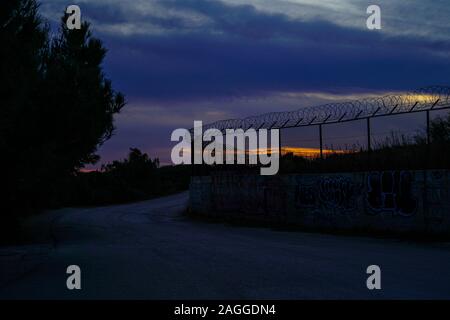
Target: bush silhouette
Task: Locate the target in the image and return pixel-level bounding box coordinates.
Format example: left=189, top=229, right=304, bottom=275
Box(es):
left=66, top=148, right=190, bottom=206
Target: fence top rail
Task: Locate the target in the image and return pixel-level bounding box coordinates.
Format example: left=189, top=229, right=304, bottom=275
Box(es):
left=191, top=86, right=450, bottom=133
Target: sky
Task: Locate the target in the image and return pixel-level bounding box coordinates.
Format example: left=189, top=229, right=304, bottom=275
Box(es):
left=40, top=0, right=450, bottom=166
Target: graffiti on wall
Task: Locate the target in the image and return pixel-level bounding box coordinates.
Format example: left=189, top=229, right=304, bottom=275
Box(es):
left=295, top=176, right=359, bottom=215
left=318, top=176, right=358, bottom=212
left=367, top=171, right=417, bottom=217
left=210, top=174, right=289, bottom=217
left=191, top=170, right=450, bottom=234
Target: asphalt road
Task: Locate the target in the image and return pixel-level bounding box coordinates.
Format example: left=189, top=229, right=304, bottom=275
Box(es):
left=1, top=191, right=450, bottom=299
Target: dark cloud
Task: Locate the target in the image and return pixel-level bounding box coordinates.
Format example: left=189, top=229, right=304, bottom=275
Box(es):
left=102, top=32, right=450, bottom=104
left=41, top=0, right=450, bottom=164
left=81, top=0, right=450, bottom=105
left=43, top=0, right=450, bottom=103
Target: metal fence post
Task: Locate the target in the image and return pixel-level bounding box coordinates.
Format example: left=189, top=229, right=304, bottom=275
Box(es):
left=319, top=124, right=323, bottom=160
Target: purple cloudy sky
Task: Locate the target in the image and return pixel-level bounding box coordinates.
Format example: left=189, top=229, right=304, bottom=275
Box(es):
left=40, top=0, right=450, bottom=166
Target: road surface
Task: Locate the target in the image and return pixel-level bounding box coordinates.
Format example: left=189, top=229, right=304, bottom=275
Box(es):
left=1, top=191, right=450, bottom=299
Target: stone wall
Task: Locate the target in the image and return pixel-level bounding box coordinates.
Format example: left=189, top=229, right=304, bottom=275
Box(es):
left=189, top=170, right=450, bottom=235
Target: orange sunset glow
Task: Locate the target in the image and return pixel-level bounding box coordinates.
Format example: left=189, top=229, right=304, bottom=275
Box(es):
left=281, top=147, right=349, bottom=158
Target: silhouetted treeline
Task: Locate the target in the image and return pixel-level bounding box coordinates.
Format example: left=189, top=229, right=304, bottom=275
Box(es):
left=55, top=148, right=191, bottom=207
left=1, top=0, right=124, bottom=240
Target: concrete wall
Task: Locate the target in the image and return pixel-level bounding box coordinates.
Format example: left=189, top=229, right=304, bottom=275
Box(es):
left=189, top=170, right=450, bottom=235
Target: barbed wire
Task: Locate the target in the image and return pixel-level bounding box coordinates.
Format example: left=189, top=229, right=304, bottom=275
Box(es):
left=281, top=129, right=422, bottom=144
left=192, top=86, right=450, bottom=134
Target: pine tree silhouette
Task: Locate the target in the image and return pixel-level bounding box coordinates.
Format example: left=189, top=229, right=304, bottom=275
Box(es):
left=0, top=0, right=125, bottom=236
